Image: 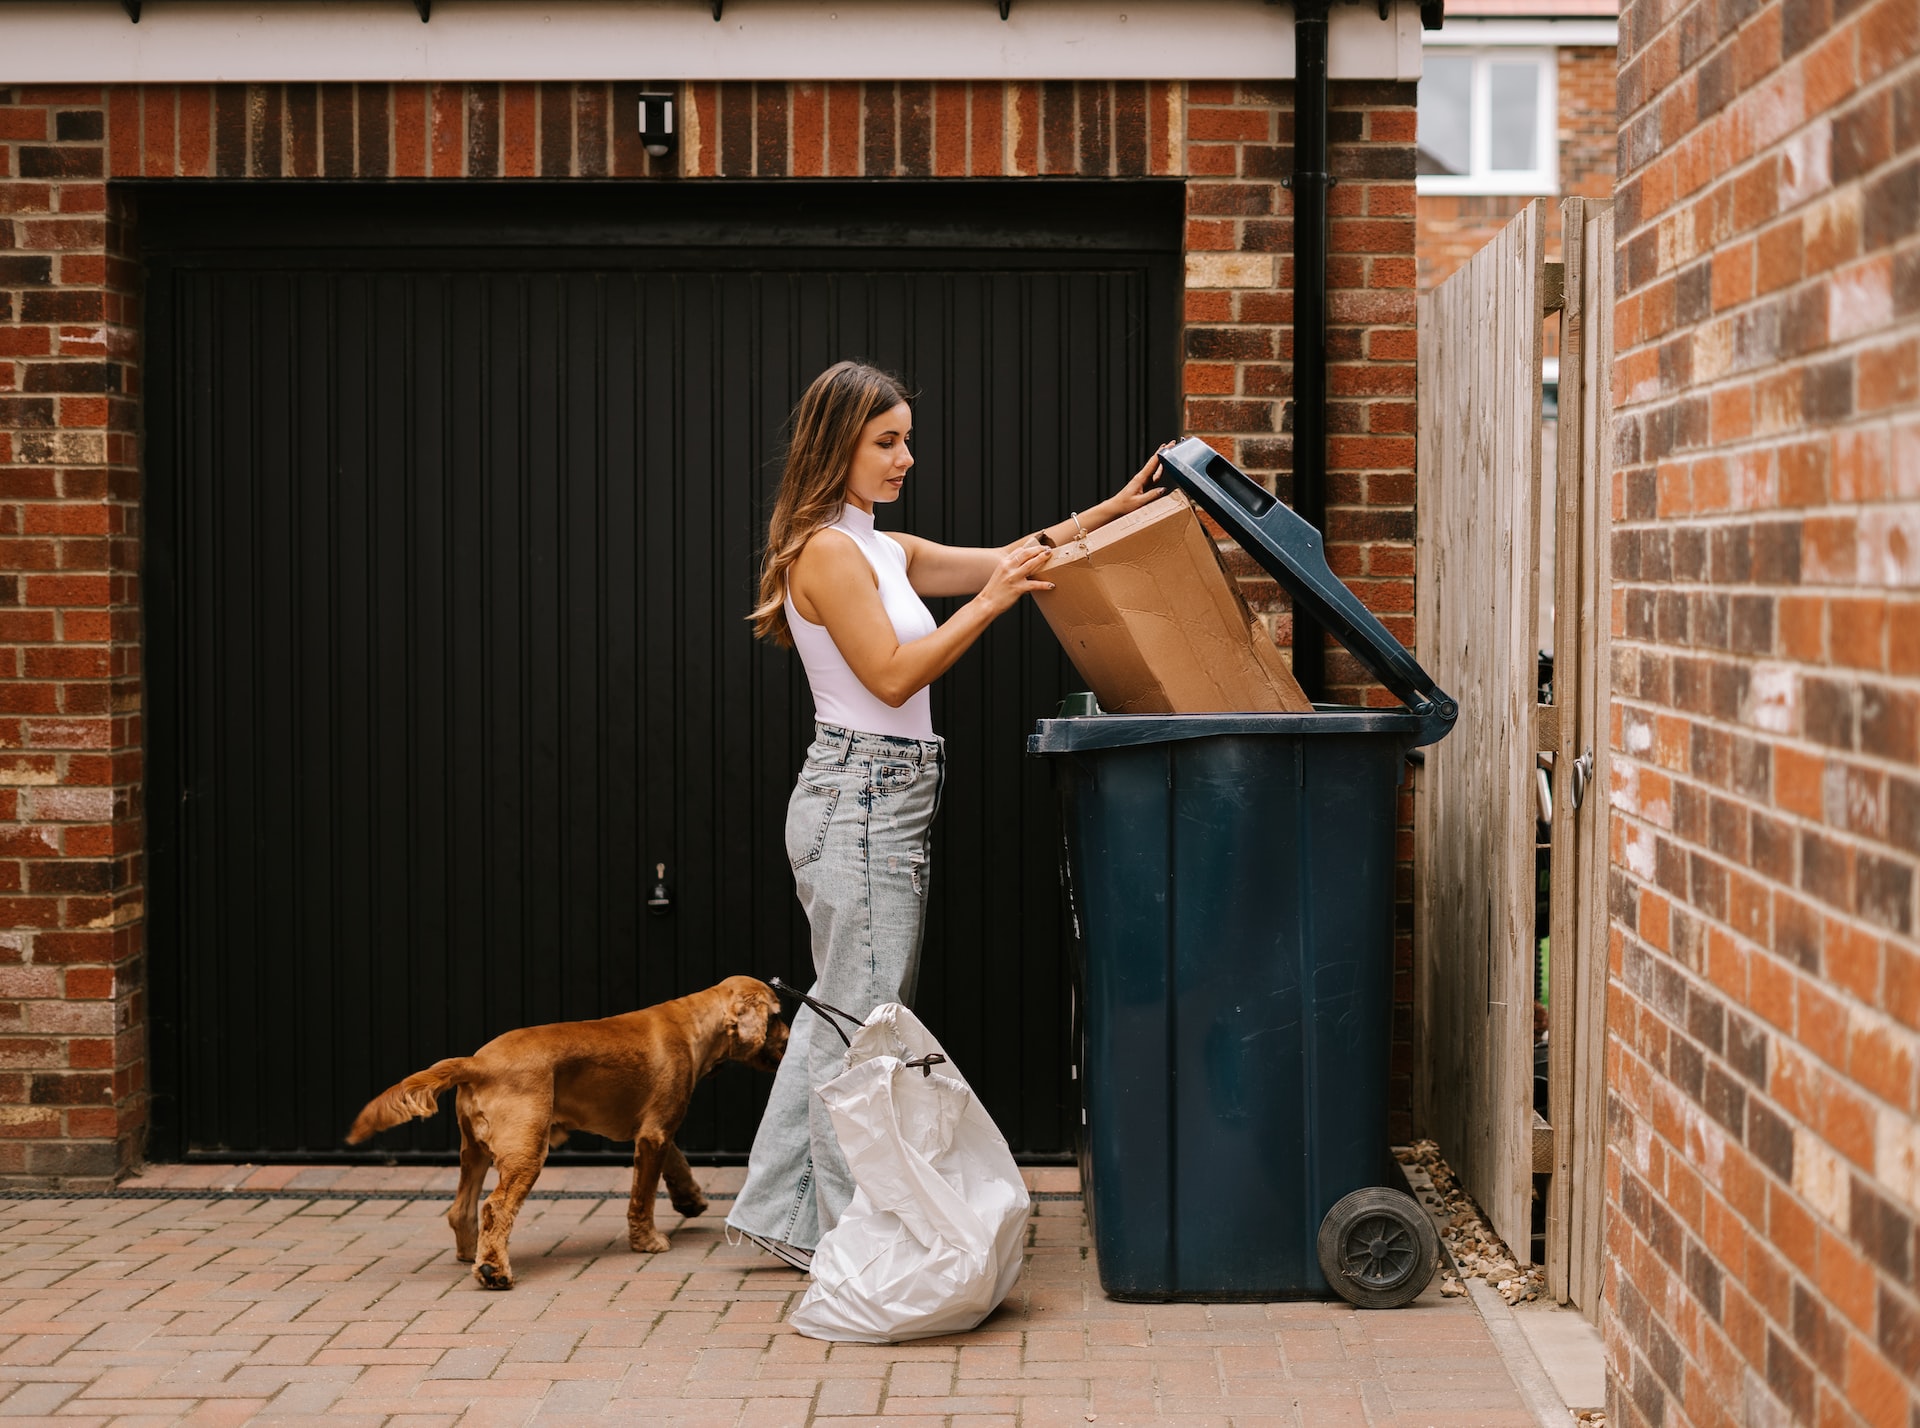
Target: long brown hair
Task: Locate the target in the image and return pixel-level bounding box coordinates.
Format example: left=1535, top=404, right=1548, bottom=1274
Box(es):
left=751, top=360, right=911, bottom=646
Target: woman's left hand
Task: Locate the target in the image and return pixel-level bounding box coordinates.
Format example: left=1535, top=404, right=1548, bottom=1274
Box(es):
left=948, top=444, right=1177, bottom=584
left=1101, top=447, right=1172, bottom=522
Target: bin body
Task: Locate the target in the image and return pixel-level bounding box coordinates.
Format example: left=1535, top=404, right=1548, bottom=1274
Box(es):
left=1031, top=436, right=1455, bottom=1304
left=1037, top=715, right=1416, bottom=1300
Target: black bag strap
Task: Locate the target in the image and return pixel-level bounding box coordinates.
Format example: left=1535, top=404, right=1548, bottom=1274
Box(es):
left=766, top=978, right=948, bottom=1075
left=768, top=977, right=863, bottom=1048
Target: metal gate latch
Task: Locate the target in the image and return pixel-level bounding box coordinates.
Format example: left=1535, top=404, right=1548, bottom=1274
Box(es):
left=1570, top=747, right=1594, bottom=811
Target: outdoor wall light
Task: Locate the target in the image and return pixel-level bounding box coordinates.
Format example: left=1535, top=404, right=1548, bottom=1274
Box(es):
left=637, top=93, right=676, bottom=159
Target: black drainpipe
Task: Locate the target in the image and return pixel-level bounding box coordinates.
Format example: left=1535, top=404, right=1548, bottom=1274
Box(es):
left=1288, top=0, right=1332, bottom=702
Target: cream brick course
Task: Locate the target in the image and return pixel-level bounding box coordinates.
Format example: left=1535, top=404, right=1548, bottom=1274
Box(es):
left=1184, top=253, right=1278, bottom=288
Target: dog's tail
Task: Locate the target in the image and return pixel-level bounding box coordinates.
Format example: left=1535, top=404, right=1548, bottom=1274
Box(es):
left=345, top=1059, right=474, bottom=1144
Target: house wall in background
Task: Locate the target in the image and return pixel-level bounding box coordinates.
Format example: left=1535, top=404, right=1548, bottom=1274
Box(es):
left=1416, top=43, right=1619, bottom=290
left=0, top=76, right=1424, bottom=1184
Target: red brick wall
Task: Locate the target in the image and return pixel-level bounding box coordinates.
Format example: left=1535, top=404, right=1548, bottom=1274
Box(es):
left=0, top=78, right=1421, bottom=1183
left=1559, top=43, right=1617, bottom=211
left=0, top=84, right=142, bottom=1187
left=1604, top=0, right=1920, bottom=1418
left=1178, top=79, right=1421, bottom=1131
left=1415, top=45, right=1619, bottom=291
left=677, top=80, right=1183, bottom=178
left=1183, top=80, right=1419, bottom=700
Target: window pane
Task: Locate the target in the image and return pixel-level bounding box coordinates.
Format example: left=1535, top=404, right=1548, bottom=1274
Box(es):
left=1418, top=56, right=1472, bottom=176
left=1489, top=62, right=1540, bottom=171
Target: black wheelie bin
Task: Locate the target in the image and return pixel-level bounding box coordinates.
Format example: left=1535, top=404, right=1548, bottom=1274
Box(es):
left=1029, top=438, right=1458, bottom=1306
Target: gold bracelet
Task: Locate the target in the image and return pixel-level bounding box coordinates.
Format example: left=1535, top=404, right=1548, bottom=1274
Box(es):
left=1070, top=510, right=1090, bottom=543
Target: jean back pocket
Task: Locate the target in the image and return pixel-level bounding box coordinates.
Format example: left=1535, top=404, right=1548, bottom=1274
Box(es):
left=786, top=778, right=840, bottom=870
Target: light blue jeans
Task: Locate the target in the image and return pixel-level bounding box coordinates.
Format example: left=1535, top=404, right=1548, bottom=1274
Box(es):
left=728, top=723, right=945, bottom=1250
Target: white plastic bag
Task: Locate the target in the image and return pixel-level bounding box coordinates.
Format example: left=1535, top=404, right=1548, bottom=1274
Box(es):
left=789, top=1003, right=1030, bottom=1343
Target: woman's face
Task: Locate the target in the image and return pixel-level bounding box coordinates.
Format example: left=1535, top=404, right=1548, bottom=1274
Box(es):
left=841, top=401, right=914, bottom=512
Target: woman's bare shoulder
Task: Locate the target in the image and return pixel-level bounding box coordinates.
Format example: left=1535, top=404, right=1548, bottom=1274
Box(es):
left=792, top=526, right=876, bottom=588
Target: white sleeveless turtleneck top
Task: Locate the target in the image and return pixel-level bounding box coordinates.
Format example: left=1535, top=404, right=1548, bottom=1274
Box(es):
left=785, top=505, right=938, bottom=739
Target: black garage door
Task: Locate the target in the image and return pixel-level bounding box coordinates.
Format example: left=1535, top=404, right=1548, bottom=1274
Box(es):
left=141, top=181, right=1181, bottom=1162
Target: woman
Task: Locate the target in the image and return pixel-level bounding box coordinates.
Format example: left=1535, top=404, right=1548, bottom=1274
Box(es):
left=727, top=360, right=1166, bottom=1269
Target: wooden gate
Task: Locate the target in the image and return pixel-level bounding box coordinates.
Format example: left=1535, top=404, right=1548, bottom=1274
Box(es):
left=1543, top=198, right=1614, bottom=1316
left=1414, top=197, right=1612, bottom=1315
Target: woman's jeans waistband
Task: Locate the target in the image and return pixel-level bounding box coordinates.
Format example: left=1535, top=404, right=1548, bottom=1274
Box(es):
left=810, top=722, right=944, bottom=764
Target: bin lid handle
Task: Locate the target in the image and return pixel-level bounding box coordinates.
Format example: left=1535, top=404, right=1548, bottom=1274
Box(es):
left=1156, top=437, right=1457, bottom=746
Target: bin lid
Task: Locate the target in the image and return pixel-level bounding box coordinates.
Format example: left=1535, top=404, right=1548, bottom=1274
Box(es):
left=1027, top=707, right=1427, bottom=754
left=1155, top=437, right=1457, bottom=748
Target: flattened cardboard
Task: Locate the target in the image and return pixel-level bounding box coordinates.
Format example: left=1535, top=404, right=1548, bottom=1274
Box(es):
left=1033, top=492, right=1313, bottom=715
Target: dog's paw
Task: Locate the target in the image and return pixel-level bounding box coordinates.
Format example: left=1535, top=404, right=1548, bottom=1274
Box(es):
left=473, top=1261, right=514, bottom=1291
left=670, top=1191, right=708, bottom=1218
left=628, top=1228, right=672, bottom=1254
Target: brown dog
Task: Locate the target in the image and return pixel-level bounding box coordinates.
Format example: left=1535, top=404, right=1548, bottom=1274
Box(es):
left=346, top=975, right=787, bottom=1290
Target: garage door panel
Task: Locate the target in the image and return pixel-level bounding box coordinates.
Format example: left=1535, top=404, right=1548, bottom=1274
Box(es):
left=147, top=187, right=1179, bottom=1161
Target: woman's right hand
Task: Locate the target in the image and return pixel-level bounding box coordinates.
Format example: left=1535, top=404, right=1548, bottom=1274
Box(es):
left=973, top=543, right=1056, bottom=617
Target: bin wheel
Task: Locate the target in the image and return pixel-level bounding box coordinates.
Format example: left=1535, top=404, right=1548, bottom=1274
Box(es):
left=1316, top=1187, right=1439, bottom=1309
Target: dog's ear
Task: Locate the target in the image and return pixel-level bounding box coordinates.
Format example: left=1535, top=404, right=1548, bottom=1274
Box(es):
left=731, top=988, right=770, bottom=1053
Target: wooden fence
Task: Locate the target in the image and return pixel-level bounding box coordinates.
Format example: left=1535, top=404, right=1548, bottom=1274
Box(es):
left=1414, top=198, right=1614, bottom=1318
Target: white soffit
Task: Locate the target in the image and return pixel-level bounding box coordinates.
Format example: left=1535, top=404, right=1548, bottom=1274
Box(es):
left=0, top=0, right=1427, bottom=83
left=1423, top=17, right=1618, bottom=43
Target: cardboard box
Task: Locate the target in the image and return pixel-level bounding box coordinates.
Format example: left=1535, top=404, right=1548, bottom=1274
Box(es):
left=1033, top=491, right=1313, bottom=715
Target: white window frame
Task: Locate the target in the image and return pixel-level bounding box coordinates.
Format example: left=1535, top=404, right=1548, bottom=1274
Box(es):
left=1416, top=47, right=1558, bottom=198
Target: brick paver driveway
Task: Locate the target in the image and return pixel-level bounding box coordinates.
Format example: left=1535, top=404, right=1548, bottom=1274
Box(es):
left=1, top=1166, right=1539, bottom=1426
